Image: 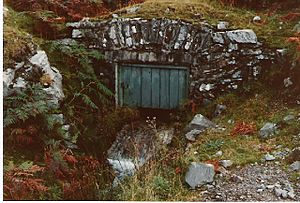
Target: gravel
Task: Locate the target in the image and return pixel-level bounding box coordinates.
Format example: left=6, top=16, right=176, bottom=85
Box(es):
left=201, top=162, right=300, bottom=201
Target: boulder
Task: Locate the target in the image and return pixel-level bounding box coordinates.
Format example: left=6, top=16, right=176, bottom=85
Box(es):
left=259, top=122, right=277, bottom=138
left=107, top=124, right=175, bottom=186
left=185, top=114, right=216, bottom=141
left=185, top=162, right=215, bottom=189
left=226, top=29, right=258, bottom=44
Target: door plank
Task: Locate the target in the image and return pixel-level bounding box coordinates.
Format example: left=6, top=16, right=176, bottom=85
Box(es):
left=159, top=69, right=170, bottom=109
left=141, top=67, right=152, bottom=107
left=151, top=68, right=160, bottom=108
left=129, top=67, right=141, bottom=106
left=178, top=70, right=187, bottom=106
left=169, top=70, right=179, bottom=108
left=123, top=66, right=131, bottom=106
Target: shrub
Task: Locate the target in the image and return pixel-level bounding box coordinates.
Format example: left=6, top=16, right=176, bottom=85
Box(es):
left=4, top=161, right=48, bottom=200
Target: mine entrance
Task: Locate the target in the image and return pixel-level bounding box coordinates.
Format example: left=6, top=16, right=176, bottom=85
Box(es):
left=117, top=64, right=188, bottom=109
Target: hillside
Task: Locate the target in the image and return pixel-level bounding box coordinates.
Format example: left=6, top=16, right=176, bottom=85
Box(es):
left=3, top=0, right=300, bottom=201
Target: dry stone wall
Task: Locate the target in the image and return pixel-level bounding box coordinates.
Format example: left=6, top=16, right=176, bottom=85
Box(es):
left=68, top=18, right=279, bottom=103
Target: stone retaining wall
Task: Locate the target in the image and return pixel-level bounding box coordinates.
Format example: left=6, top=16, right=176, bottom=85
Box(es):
left=68, top=18, right=278, bottom=103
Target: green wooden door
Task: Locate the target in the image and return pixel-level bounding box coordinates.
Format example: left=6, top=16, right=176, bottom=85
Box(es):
left=118, top=64, right=188, bottom=109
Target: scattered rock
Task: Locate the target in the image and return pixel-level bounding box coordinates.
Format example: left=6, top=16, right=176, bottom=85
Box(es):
left=284, top=77, right=293, bottom=88
left=217, top=21, right=229, bottom=30
left=265, top=153, right=276, bottom=161
left=158, top=128, right=174, bottom=145
left=112, top=13, right=119, bottom=18
left=274, top=188, right=288, bottom=199
left=253, top=16, right=262, bottom=23
left=185, top=114, right=216, bottom=141
left=214, top=104, right=227, bottom=117
left=293, top=21, right=300, bottom=34
left=259, top=122, right=277, bottom=138
left=185, top=162, right=215, bottom=189
left=290, top=161, right=300, bottom=171
left=230, top=174, right=243, bottom=183
left=220, top=160, right=233, bottom=168
left=215, top=151, right=223, bottom=157
left=287, top=147, right=300, bottom=163
left=126, top=6, right=140, bottom=14
left=288, top=191, right=296, bottom=199
left=185, top=129, right=202, bottom=141
left=284, top=114, right=295, bottom=122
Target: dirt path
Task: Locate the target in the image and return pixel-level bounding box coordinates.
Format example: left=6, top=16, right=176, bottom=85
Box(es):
left=201, top=162, right=300, bottom=201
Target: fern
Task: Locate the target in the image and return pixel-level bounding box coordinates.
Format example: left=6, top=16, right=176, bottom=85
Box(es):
left=80, top=93, right=99, bottom=110
left=4, top=84, right=52, bottom=127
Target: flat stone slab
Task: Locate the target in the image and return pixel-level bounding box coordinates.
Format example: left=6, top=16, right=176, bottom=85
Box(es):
left=226, top=29, right=257, bottom=44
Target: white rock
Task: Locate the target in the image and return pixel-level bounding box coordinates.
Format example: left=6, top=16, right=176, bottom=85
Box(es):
left=266, top=185, right=275, bottom=189
left=220, top=160, right=233, bottom=168
left=274, top=188, right=288, bottom=198
left=72, top=29, right=83, bottom=38
left=284, top=77, right=293, bottom=88
left=199, top=83, right=215, bottom=91
left=215, top=151, right=223, bottom=157
left=226, top=29, right=258, bottom=44
left=253, top=16, right=262, bottom=22
left=265, top=153, right=276, bottom=161
left=3, top=68, right=15, bottom=97
left=288, top=191, right=295, bottom=199
left=158, top=128, right=174, bottom=145
left=212, top=32, right=225, bottom=44
left=29, top=51, right=64, bottom=103
left=107, top=158, right=136, bottom=176
left=217, top=21, right=229, bottom=30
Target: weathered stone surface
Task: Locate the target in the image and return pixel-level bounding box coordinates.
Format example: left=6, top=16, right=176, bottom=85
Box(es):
left=67, top=18, right=278, bottom=104
left=226, top=29, right=257, bottom=44
left=185, top=162, right=215, bottom=189
left=29, top=50, right=65, bottom=104
left=259, top=122, right=277, bottom=138
left=185, top=129, right=202, bottom=141
left=107, top=124, right=175, bottom=186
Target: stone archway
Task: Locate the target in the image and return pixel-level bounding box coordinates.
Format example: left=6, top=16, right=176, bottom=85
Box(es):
left=68, top=18, right=278, bottom=106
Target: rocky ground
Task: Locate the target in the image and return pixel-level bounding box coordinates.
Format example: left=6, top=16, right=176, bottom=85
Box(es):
left=201, top=162, right=300, bottom=201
